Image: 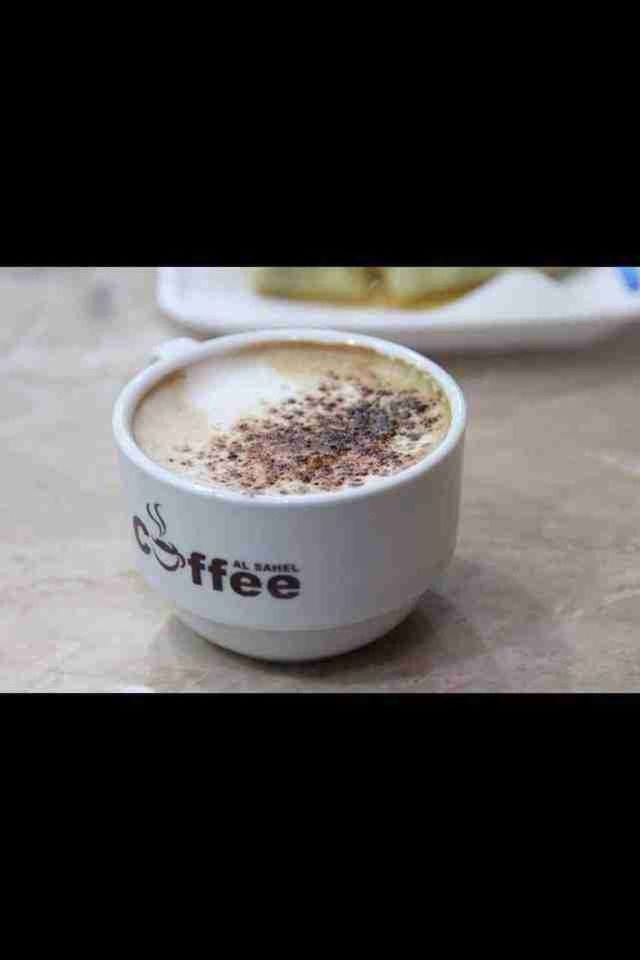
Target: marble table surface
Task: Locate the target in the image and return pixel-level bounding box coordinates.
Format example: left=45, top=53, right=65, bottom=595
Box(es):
left=2, top=267, right=640, bottom=693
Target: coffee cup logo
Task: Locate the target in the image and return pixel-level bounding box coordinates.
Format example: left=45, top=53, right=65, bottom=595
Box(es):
left=133, top=502, right=186, bottom=571
left=132, top=503, right=301, bottom=600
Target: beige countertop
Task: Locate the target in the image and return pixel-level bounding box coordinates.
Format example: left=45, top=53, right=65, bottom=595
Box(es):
left=2, top=267, right=640, bottom=692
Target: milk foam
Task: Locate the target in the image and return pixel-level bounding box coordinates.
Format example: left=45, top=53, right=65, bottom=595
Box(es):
left=184, top=353, right=347, bottom=430
left=134, top=343, right=451, bottom=496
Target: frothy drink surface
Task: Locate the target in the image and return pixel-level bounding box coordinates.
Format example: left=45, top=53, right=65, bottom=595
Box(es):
left=134, top=342, right=451, bottom=495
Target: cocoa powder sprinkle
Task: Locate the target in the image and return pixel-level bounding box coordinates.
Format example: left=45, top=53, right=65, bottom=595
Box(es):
left=163, top=372, right=449, bottom=494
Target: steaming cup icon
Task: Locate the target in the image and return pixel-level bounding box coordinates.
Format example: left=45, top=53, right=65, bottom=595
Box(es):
left=139, top=502, right=186, bottom=572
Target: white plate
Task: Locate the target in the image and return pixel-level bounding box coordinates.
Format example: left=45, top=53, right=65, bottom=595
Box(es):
left=157, top=268, right=640, bottom=352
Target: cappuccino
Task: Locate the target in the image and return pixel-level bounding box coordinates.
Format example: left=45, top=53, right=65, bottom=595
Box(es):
left=133, top=342, right=451, bottom=496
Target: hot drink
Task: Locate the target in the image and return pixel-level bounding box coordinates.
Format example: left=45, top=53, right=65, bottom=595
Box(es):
left=133, top=341, right=451, bottom=496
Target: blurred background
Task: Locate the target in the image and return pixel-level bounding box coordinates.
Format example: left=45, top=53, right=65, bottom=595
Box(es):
left=2, top=266, right=640, bottom=693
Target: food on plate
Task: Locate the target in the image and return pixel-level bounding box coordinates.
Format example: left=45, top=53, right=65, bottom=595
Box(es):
left=252, top=267, right=379, bottom=303
left=251, top=267, right=572, bottom=308
left=382, top=268, right=501, bottom=304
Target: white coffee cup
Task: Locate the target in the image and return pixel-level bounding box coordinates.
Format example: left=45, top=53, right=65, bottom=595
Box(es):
left=113, top=329, right=466, bottom=661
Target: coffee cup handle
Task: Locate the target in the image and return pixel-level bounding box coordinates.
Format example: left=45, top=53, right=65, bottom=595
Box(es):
left=150, top=338, right=201, bottom=364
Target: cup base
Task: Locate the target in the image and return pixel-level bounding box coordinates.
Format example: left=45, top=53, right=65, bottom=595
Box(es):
left=175, top=603, right=416, bottom=662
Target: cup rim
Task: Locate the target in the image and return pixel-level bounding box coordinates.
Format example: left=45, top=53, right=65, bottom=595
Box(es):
left=113, top=327, right=466, bottom=509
